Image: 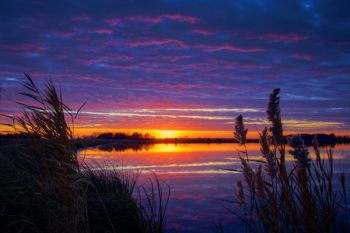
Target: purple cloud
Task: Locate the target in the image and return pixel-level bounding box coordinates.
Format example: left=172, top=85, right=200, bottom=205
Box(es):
left=127, top=14, right=200, bottom=24
left=0, top=0, right=349, bottom=136
left=250, top=33, right=309, bottom=42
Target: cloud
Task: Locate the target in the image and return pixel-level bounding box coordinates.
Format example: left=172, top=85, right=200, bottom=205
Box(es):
left=197, top=44, right=264, bottom=53
left=128, top=39, right=188, bottom=48
left=127, top=14, right=200, bottom=24
left=0, top=43, right=45, bottom=53
left=250, top=33, right=309, bottom=43
left=94, top=28, right=113, bottom=35
left=0, top=0, right=349, bottom=135
left=192, top=28, right=216, bottom=36
left=104, top=18, right=120, bottom=26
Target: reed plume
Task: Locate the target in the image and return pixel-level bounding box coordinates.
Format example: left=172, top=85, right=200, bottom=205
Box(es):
left=233, top=88, right=350, bottom=233
left=234, top=115, right=248, bottom=145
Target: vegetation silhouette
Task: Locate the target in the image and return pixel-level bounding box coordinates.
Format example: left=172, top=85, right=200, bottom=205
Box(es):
left=0, top=74, right=169, bottom=233
left=233, top=88, right=350, bottom=233
left=96, top=132, right=155, bottom=141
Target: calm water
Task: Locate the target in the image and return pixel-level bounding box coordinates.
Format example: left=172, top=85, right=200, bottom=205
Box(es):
left=79, top=143, right=350, bottom=233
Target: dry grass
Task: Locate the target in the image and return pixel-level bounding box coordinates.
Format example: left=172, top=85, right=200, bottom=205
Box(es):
left=233, top=88, right=350, bottom=233
left=0, top=74, right=169, bottom=233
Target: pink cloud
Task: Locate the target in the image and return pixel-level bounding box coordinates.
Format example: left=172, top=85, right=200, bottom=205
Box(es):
left=164, top=14, right=199, bottom=24
left=128, top=39, right=188, bottom=48
left=197, top=44, right=264, bottom=53
left=127, top=14, right=199, bottom=24
left=178, top=61, right=270, bottom=71
left=82, top=55, right=134, bottom=66
left=0, top=43, right=45, bottom=53
left=110, top=64, right=141, bottom=70
left=251, top=33, right=308, bottom=42
left=104, top=18, right=121, bottom=26
left=192, top=29, right=215, bottom=36
left=95, top=28, right=113, bottom=35
left=166, top=83, right=236, bottom=90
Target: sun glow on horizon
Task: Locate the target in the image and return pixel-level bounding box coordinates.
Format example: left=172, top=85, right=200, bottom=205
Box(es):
left=155, top=130, right=180, bottom=138
left=1, top=125, right=350, bottom=139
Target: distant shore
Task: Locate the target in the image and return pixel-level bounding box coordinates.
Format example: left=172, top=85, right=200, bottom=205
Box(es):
left=1, top=133, right=349, bottom=150
left=74, top=133, right=350, bottom=149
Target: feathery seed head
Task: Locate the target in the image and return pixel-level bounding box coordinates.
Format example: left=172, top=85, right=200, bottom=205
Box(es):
left=234, top=115, right=248, bottom=144
left=288, top=135, right=310, bottom=169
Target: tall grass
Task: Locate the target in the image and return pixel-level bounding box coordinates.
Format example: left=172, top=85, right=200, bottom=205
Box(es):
left=234, top=88, right=350, bottom=233
left=0, top=74, right=86, bottom=233
left=0, top=74, right=169, bottom=233
left=139, top=176, right=170, bottom=233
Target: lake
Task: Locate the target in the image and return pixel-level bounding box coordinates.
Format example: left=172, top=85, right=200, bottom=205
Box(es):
left=79, top=143, right=350, bottom=233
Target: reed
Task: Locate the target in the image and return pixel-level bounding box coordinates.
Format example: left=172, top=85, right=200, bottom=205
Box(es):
left=0, top=74, right=87, bottom=233
left=138, top=175, right=170, bottom=233
left=234, top=88, right=350, bottom=233
left=0, top=74, right=168, bottom=233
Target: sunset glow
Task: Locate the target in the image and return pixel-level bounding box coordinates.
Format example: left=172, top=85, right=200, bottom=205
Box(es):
left=155, top=130, right=180, bottom=138
left=0, top=1, right=349, bottom=137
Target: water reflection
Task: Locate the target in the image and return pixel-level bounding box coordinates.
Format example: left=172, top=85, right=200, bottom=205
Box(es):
left=97, top=143, right=155, bottom=152
left=93, top=142, right=261, bottom=153
left=79, top=143, right=350, bottom=233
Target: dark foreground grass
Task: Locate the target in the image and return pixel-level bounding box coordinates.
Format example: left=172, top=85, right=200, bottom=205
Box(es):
left=233, top=88, right=350, bottom=233
left=0, top=74, right=169, bottom=233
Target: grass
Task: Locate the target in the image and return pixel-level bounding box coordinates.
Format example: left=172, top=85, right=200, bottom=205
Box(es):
left=0, top=74, right=169, bottom=233
left=233, top=88, right=350, bottom=233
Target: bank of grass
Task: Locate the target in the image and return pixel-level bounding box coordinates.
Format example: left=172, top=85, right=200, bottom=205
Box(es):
left=233, top=88, right=350, bottom=233
left=0, top=74, right=169, bottom=233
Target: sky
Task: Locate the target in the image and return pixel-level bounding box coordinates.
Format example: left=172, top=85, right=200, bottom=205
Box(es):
left=0, top=0, right=349, bottom=138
